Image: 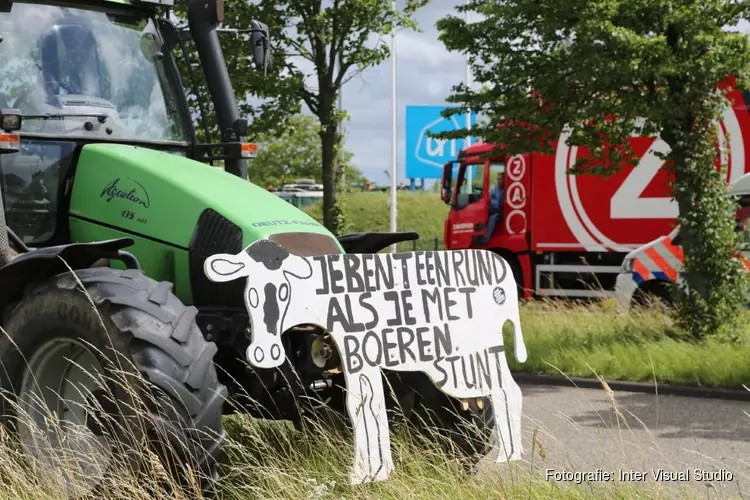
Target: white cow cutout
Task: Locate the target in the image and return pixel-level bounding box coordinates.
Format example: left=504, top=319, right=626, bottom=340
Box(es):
left=204, top=239, right=527, bottom=485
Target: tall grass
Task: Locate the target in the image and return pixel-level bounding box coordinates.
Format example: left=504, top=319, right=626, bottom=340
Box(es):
left=529, top=290, right=743, bottom=388
left=0, top=266, right=745, bottom=499
left=0, top=381, right=738, bottom=500
left=0, top=413, right=692, bottom=500
left=213, top=413, right=678, bottom=500
left=506, top=298, right=750, bottom=388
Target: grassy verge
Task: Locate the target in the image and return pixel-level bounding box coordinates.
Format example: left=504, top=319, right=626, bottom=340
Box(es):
left=303, top=191, right=448, bottom=252
left=213, top=416, right=671, bottom=500
left=0, top=411, right=713, bottom=500
left=504, top=298, right=750, bottom=389
left=0, top=276, right=745, bottom=498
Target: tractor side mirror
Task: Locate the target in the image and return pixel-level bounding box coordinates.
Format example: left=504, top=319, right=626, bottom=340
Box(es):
left=250, top=20, right=272, bottom=74
left=140, top=32, right=161, bottom=60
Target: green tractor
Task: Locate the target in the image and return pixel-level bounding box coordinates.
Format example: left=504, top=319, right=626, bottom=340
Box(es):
left=0, top=0, right=495, bottom=496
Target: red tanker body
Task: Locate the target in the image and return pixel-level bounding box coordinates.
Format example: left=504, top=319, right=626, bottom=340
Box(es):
left=440, top=78, right=750, bottom=300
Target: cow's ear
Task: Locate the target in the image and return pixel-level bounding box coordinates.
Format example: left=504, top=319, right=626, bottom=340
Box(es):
left=283, top=254, right=314, bottom=280
left=204, top=253, right=248, bottom=282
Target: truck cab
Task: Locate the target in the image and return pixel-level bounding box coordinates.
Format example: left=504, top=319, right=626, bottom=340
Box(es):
left=441, top=142, right=532, bottom=296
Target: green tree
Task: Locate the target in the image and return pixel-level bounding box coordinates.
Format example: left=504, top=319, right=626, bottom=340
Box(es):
left=435, top=0, right=750, bottom=339
left=171, top=5, right=308, bottom=148
left=250, top=113, right=366, bottom=190
left=178, top=0, right=429, bottom=236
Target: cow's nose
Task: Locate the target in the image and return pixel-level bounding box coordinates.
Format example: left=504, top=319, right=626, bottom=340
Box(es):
left=248, top=343, right=283, bottom=365
left=250, top=345, right=266, bottom=364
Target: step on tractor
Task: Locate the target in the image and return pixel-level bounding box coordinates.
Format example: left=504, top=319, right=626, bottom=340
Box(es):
left=0, top=0, right=495, bottom=495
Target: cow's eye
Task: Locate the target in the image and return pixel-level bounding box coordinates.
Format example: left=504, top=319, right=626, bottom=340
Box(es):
left=279, top=283, right=289, bottom=301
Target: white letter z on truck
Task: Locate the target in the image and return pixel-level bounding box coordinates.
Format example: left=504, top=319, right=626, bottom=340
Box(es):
left=204, top=239, right=528, bottom=485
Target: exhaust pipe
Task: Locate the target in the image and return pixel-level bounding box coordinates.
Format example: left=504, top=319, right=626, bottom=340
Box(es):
left=187, top=0, right=247, bottom=179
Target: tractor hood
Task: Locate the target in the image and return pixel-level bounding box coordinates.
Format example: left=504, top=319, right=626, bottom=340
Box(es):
left=68, top=143, right=342, bottom=251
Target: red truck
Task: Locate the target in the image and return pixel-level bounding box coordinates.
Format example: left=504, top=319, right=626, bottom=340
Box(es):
left=439, top=78, right=750, bottom=300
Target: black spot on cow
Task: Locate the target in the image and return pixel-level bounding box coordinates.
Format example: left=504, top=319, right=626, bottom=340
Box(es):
left=246, top=239, right=291, bottom=271
left=263, top=282, right=280, bottom=335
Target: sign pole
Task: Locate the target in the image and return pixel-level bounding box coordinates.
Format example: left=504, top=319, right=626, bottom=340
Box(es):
left=389, top=0, right=398, bottom=252
left=465, top=0, right=471, bottom=150
left=464, top=1, right=472, bottom=182
left=339, top=52, right=346, bottom=190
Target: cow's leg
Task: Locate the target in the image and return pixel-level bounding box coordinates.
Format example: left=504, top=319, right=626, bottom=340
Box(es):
left=489, top=387, right=513, bottom=462
left=342, top=367, right=394, bottom=485
left=492, top=358, right=524, bottom=462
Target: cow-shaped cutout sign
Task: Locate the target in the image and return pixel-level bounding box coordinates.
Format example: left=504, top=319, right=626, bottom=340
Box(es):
left=204, top=239, right=527, bottom=485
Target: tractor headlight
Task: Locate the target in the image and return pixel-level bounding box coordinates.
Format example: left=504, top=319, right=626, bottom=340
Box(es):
left=0, top=109, right=21, bottom=132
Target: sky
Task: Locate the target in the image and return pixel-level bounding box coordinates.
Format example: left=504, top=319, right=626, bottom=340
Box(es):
left=299, top=1, right=470, bottom=189
left=281, top=5, right=750, bottom=189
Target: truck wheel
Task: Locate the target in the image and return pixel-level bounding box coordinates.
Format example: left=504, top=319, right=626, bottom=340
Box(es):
left=397, top=373, right=494, bottom=471
left=0, top=268, right=227, bottom=497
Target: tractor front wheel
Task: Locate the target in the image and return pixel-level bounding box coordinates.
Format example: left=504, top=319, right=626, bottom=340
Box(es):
left=0, top=268, right=227, bottom=497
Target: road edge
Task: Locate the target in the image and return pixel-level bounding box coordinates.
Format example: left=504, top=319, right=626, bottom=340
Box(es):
left=513, top=373, right=750, bottom=401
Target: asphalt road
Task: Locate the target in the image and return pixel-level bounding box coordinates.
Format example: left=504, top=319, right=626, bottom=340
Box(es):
left=480, top=381, right=750, bottom=498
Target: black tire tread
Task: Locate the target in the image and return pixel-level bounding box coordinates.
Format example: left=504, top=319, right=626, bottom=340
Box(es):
left=9, top=267, right=227, bottom=493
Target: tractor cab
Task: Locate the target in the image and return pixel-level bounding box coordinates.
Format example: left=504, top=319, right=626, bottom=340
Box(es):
left=0, top=0, right=269, bottom=246
left=0, top=2, right=185, bottom=244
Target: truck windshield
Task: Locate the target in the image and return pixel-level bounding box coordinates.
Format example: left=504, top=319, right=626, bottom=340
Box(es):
left=0, top=3, right=187, bottom=144
left=455, top=162, right=485, bottom=208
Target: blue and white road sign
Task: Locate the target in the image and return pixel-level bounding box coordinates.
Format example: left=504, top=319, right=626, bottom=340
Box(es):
left=405, top=105, right=477, bottom=179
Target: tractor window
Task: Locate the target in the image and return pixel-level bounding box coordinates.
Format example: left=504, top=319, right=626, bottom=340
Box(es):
left=454, top=162, right=486, bottom=209
left=0, top=139, right=75, bottom=245
left=0, top=3, right=188, bottom=144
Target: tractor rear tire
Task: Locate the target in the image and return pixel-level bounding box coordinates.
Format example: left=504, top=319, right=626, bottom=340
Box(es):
left=0, top=268, right=227, bottom=498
